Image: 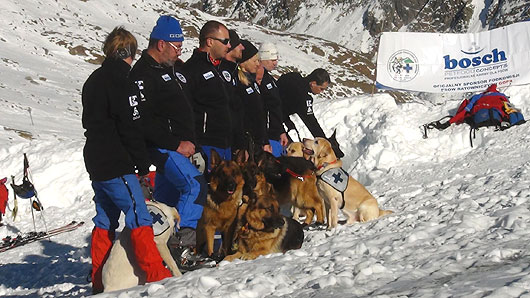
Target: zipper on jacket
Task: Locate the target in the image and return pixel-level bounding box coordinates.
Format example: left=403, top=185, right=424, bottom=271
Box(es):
left=203, top=112, right=207, bottom=133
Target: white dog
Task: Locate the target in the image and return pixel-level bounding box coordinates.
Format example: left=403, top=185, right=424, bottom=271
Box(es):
left=102, top=200, right=181, bottom=292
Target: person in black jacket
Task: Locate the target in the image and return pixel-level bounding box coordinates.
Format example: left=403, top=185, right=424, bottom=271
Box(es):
left=183, top=21, right=233, bottom=163
left=277, top=68, right=330, bottom=140
left=236, top=39, right=271, bottom=154
left=82, top=26, right=171, bottom=294
left=277, top=68, right=345, bottom=158
left=129, top=16, right=209, bottom=270
left=257, top=42, right=288, bottom=157
left=220, top=30, right=246, bottom=153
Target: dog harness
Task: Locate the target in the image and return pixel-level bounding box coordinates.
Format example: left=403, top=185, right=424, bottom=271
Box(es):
left=317, top=167, right=349, bottom=209
left=147, top=204, right=171, bottom=236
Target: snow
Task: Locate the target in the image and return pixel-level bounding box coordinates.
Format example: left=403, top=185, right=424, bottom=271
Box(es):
left=2, top=1, right=530, bottom=297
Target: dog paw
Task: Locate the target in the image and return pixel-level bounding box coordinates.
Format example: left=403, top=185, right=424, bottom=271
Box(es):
left=303, top=222, right=327, bottom=231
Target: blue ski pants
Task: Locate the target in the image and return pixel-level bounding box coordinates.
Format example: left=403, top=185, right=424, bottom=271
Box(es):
left=92, top=174, right=152, bottom=231
left=150, top=148, right=207, bottom=229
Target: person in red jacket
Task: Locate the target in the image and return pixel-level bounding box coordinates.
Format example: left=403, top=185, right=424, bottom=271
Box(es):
left=0, top=177, right=8, bottom=226
left=82, top=26, right=171, bottom=294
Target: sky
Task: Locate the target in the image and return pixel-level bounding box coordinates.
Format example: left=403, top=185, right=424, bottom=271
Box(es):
left=1, top=1, right=530, bottom=297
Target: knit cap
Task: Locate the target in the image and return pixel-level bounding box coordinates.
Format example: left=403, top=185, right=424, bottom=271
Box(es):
left=228, top=30, right=241, bottom=52
left=239, top=40, right=258, bottom=63
left=150, top=15, right=184, bottom=42
left=258, top=42, right=278, bottom=60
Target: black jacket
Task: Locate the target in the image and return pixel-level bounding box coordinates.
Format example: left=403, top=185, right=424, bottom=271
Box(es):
left=82, top=58, right=150, bottom=181
left=183, top=50, right=232, bottom=149
left=259, top=69, right=285, bottom=141
left=237, top=72, right=269, bottom=147
left=129, top=51, right=196, bottom=151
left=277, top=72, right=326, bottom=138
left=219, top=59, right=245, bottom=150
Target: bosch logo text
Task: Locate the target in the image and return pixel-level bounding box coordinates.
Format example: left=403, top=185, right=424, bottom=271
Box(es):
left=444, top=49, right=507, bottom=70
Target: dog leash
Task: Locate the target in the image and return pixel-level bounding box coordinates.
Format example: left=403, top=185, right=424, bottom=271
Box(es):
left=285, top=168, right=313, bottom=182
left=274, top=159, right=313, bottom=181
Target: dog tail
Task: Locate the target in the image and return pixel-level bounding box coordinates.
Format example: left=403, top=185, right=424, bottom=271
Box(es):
left=379, top=209, right=393, bottom=217
left=172, top=209, right=181, bottom=229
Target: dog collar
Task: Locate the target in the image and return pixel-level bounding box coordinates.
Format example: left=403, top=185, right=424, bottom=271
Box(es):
left=285, top=168, right=313, bottom=182
left=275, top=159, right=313, bottom=181
left=317, top=159, right=338, bottom=171
left=241, top=222, right=261, bottom=233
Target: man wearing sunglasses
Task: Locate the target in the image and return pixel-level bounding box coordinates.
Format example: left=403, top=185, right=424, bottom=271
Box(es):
left=219, top=30, right=247, bottom=153
left=183, top=21, right=234, bottom=165
left=130, top=15, right=211, bottom=271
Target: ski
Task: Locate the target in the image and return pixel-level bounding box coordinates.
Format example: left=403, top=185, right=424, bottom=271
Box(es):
left=0, top=221, right=85, bottom=253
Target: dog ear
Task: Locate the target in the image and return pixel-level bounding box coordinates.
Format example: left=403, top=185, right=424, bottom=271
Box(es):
left=256, top=151, right=267, bottom=168
left=210, top=149, right=222, bottom=169
left=317, top=147, right=328, bottom=160
left=234, top=149, right=247, bottom=164
left=247, top=207, right=265, bottom=230
left=327, top=129, right=345, bottom=159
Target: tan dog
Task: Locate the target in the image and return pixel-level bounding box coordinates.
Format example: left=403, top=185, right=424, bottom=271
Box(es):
left=258, top=152, right=326, bottom=226
left=102, top=200, right=181, bottom=292
left=303, top=137, right=393, bottom=229
left=285, top=142, right=317, bottom=222
left=286, top=142, right=306, bottom=158
left=196, top=150, right=245, bottom=257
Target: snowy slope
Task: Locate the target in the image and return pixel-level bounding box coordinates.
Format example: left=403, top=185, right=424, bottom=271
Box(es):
left=2, top=1, right=530, bottom=297
left=3, top=86, right=530, bottom=298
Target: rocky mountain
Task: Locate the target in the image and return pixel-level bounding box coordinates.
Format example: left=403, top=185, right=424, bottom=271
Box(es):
left=182, top=0, right=530, bottom=54
left=180, top=0, right=528, bottom=101
left=0, top=0, right=379, bottom=139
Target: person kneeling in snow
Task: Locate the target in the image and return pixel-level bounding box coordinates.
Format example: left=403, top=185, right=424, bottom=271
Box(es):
left=81, top=26, right=172, bottom=294
left=130, top=16, right=211, bottom=271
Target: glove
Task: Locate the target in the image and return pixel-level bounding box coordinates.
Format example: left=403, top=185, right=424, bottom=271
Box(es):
left=138, top=175, right=154, bottom=200
left=189, top=151, right=206, bottom=174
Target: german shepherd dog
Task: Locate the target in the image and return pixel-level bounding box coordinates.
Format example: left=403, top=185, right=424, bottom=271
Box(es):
left=258, top=152, right=325, bottom=226
left=196, top=150, right=245, bottom=258
left=223, top=188, right=304, bottom=261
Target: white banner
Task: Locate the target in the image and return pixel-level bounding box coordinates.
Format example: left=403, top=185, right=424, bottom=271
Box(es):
left=376, top=21, right=530, bottom=93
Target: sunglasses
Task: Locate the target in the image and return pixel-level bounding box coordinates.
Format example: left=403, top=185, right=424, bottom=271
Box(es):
left=166, top=42, right=182, bottom=52
left=208, top=37, right=230, bottom=45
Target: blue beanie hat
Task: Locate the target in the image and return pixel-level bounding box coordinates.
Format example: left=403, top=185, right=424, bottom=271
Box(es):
left=150, top=15, right=184, bottom=42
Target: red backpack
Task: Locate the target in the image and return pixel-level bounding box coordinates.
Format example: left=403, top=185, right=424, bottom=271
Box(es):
left=422, top=84, right=525, bottom=146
